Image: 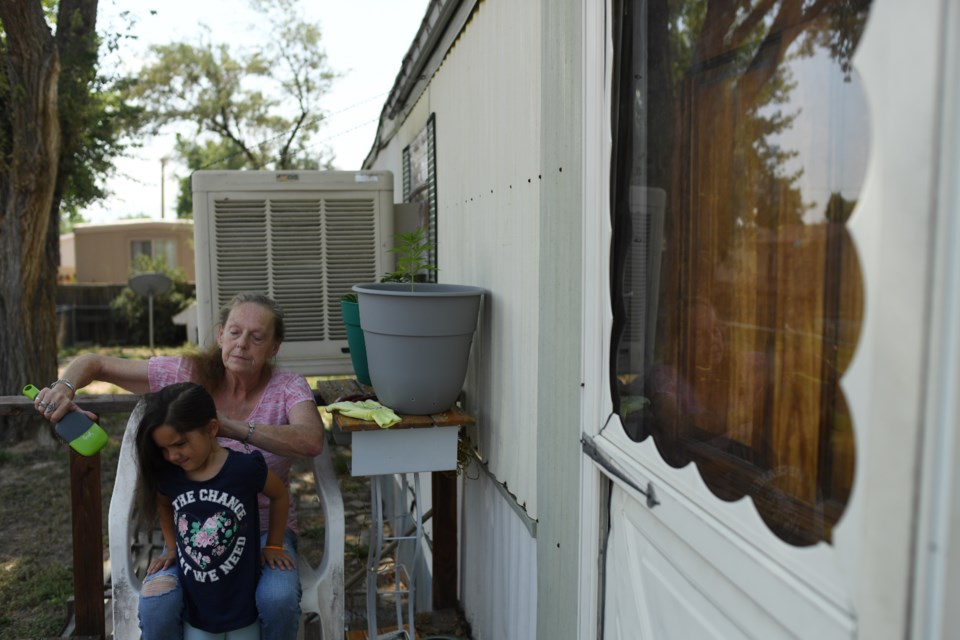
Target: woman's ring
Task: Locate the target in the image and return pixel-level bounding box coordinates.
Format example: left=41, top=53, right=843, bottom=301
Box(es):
left=38, top=402, right=48, bottom=409
left=47, top=403, right=57, bottom=412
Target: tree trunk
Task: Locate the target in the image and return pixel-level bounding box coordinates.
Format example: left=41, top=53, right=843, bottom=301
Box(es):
left=0, top=0, right=97, bottom=444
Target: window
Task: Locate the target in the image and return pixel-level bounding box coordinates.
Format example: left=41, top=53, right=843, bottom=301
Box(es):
left=610, top=0, right=873, bottom=546
left=131, top=238, right=177, bottom=269
left=130, top=240, right=151, bottom=262
left=402, top=114, right=438, bottom=280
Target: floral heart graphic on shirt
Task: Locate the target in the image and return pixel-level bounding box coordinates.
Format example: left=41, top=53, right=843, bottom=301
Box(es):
left=177, top=511, right=238, bottom=570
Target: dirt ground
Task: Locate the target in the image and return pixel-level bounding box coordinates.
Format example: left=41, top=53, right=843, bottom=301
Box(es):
left=0, top=352, right=472, bottom=639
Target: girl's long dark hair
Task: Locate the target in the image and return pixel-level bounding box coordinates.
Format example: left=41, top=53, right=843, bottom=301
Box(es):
left=135, top=382, right=217, bottom=525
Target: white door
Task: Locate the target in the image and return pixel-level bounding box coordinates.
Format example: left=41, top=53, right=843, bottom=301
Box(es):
left=582, top=0, right=951, bottom=637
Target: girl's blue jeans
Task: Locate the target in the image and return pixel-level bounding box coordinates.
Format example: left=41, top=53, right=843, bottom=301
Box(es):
left=137, top=530, right=302, bottom=640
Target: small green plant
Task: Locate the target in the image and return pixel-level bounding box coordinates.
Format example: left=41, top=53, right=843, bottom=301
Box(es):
left=333, top=452, right=352, bottom=476
left=299, top=524, right=327, bottom=541
left=383, top=227, right=437, bottom=288
left=349, top=542, right=369, bottom=561
left=111, top=254, right=193, bottom=347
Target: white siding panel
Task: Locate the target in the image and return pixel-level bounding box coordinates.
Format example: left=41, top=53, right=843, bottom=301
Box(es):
left=367, top=1, right=547, bottom=636
left=461, top=468, right=538, bottom=640
left=420, top=0, right=543, bottom=519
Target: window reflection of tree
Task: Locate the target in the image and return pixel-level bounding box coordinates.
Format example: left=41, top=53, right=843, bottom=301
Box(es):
left=611, top=0, right=871, bottom=546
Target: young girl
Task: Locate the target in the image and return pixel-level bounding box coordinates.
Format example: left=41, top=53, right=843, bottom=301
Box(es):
left=136, top=381, right=295, bottom=639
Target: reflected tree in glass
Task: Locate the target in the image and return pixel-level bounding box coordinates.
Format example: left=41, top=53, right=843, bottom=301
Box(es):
left=611, top=0, right=872, bottom=546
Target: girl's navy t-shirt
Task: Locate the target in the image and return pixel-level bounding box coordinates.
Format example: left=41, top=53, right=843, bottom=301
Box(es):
left=158, top=449, right=268, bottom=633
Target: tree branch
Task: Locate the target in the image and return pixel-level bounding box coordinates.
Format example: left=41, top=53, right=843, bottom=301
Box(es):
left=731, top=0, right=779, bottom=45
left=210, top=105, right=261, bottom=167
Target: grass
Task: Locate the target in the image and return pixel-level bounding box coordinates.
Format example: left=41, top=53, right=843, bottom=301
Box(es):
left=0, top=411, right=125, bottom=638
left=59, top=343, right=190, bottom=361
left=0, top=444, right=72, bottom=638
left=0, top=559, right=74, bottom=638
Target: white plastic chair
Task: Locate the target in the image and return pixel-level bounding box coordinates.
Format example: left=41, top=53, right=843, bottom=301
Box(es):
left=108, top=401, right=345, bottom=640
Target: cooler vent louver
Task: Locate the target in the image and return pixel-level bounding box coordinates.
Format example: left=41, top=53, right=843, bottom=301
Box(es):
left=193, top=171, right=394, bottom=374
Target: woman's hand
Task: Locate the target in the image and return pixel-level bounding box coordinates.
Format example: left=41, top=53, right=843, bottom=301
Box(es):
left=262, top=546, right=296, bottom=570
left=33, top=382, right=77, bottom=424
left=146, top=549, right=177, bottom=574
left=217, top=399, right=325, bottom=458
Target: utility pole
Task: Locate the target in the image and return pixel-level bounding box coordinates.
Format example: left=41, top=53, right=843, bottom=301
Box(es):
left=160, top=157, right=168, bottom=219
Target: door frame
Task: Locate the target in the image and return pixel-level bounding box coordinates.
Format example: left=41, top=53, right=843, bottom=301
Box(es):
left=909, top=0, right=960, bottom=637
left=577, top=0, right=611, bottom=637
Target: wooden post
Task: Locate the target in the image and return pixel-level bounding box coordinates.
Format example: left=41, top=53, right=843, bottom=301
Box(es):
left=70, top=450, right=105, bottom=639
left=432, top=470, right=458, bottom=609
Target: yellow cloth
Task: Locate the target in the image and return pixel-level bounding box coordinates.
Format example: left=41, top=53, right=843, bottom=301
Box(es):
left=325, top=399, right=401, bottom=428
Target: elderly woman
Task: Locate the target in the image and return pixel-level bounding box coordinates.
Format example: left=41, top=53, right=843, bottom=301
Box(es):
left=34, top=293, right=323, bottom=640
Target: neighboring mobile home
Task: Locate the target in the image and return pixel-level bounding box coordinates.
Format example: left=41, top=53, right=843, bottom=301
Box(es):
left=61, top=219, right=195, bottom=284
left=363, top=0, right=960, bottom=638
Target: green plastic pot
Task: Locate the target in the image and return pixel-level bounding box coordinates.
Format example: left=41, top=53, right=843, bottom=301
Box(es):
left=340, top=298, right=371, bottom=386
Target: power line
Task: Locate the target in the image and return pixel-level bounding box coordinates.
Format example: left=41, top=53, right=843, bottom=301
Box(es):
left=324, top=91, right=389, bottom=118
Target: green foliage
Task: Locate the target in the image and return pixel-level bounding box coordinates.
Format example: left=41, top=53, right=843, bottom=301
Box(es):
left=383, top=228, right=437, bottom=287
left=57, top=70, right=144, bottom=230
left=173, top=136, right=250, bottom=218
left=299, top=524, right=327, bottom=541
left=348, top=542, right=369, bottom=562
left=1, top=2, right=141, bottom=230
left=825, top=191, right=857, bottom=224
left=110, top=255, right=193, bottom=347
left=123, top=0, right=339, bottom=216
left=56, top=4, right=143, bottom=228
left=332, top=451, right=350, bottom=476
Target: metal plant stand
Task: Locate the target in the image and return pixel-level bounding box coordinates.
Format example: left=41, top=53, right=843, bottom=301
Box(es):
left=365, top=473, right=424, bottom=639
left=318, top=379, right=475, bottom=640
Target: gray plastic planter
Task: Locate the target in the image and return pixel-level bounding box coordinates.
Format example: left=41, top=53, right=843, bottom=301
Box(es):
left=353, top=282, right=485, bottom=415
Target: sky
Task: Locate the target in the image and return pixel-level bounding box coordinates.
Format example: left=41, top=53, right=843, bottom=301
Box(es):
left=84, top=0, right=429, bottom=225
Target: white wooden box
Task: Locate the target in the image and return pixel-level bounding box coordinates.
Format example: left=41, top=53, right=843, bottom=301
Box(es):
left=349, top=426, right=459, bottom=476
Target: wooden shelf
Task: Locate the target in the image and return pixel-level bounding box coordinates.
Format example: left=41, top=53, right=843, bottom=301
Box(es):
left=315, top=378, right=475, bottom=432
left=317, top=378, right=473, bottom=477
